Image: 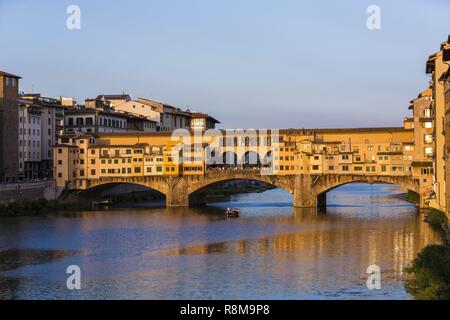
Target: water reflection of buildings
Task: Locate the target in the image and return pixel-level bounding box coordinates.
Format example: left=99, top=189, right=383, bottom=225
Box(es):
left=163, top=206, right=441, bottom=284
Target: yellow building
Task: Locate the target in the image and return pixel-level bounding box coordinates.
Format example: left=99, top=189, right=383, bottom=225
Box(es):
left=424, top=37, right=450, bottom=213
left=54, top=127, right=415, bottom=191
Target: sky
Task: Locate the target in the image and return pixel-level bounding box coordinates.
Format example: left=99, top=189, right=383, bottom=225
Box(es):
left=1, top=0, right=450, bottom=129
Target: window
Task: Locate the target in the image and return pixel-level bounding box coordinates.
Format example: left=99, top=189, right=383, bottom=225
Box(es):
left=424, top=147, right=433, bottom=155
left=342, top=166, right=349, bottom=171
left=424, top=122, right=433, bottom=129
left=424, top=134, right=433, bottom=144
left=91, top=169, right=96, bottom=175
left=354, top=166, right=363, bottom=171
left=312, top=165, right=319, bottom=171
left=381, top=165, right=387, bottom=172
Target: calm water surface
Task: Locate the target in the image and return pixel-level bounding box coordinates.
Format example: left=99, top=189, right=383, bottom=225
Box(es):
left=0, top=184, right=442, bottom=300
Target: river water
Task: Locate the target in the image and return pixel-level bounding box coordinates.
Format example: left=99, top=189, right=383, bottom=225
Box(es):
left=0, top=183, right=442, bottom=300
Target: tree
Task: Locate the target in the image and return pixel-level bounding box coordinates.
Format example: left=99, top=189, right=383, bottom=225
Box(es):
left=405, top=245, right=450, bottom=300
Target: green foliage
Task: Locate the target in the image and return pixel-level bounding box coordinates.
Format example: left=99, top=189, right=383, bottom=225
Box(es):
left=405, top=245, right=450, bottom=300
left=0, top=199, right=84, bottom=216
left=0, top=199, right=48, bottom=216
left=405, top=190, right=419, bottom=204
left=426, top=209, right=449, bottom=230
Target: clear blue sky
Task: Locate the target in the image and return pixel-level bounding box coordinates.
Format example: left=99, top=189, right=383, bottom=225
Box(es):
left=1, top=0, right=449, bottom=128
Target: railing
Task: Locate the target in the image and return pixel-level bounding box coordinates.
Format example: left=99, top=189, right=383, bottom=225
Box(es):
left=0, top=180, right=55, bottom=191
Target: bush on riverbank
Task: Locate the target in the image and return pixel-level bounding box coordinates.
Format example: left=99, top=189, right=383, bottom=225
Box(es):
left=405, top=190, right=419, bottom=204
left=0, top=199, right=83, bottom=216
left=425, top=208, right=449, bottom=230
left=405, top=245, right=450, bottom=300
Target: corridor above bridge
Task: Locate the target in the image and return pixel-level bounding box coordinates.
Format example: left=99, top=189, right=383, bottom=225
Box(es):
left=52, top=126, right=434, bottom=208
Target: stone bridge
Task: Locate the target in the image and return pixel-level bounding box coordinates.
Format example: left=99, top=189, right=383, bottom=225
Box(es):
left=84, top=170, right=423, bottom=208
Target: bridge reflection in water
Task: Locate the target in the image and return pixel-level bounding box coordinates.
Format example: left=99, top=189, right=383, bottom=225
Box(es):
left=0, top=184, right=442, bottom=299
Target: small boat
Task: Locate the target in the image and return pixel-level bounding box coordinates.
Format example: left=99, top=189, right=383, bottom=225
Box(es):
left=91, top=199, right=112, bottom=209
left=225, top=208, right=240, bottom=218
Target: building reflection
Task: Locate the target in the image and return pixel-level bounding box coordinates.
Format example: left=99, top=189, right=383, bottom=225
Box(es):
left=160, top=205, right=441, bottom=286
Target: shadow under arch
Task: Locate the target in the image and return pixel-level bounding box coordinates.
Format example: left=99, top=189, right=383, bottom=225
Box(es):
left=188, top=177, right=293, bottom=207
left=78, top=182, right=166, bottom=202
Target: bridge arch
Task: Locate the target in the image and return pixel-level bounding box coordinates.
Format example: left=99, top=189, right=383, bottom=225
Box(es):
left=308, top=174, right=421, bottom=208
left=312, top=174, right=420, bottom=196
left=84, top=177, right=170, bottom=196
left=186, top=171, right=295, bottom=206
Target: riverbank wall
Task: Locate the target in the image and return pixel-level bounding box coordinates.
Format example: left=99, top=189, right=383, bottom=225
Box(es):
left=0, top=181, right=62, bottom=201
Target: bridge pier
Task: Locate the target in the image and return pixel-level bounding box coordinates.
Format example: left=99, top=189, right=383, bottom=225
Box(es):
left=293, top=175, right=319, bottom=208
left=165, top=177, right=189, bottom=207
left=317, top=193, right=327, bottom=209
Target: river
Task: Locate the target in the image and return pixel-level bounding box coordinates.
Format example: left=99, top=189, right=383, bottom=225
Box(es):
left=0, top=183, right=442, bottom=300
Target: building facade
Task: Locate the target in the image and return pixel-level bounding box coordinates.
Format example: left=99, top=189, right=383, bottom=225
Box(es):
left=190, top=112, right=220, bottom=130
left=424, top=36, right=450, bottom=214
left=64, top=108, right=157, bottom=134
left=0, top=71, right=21, bottom=182
left=53, top=127, right=415, bottom=191
left=136, top=98, right=192, bottom=132
left=114, top=100, right=161, bottom=123
left=18, top=95, right=66, bottom=179
left=406, top=88, right=435, bottom=203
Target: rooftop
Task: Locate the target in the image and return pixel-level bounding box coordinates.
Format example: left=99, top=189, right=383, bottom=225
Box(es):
left=191, top=112, right=220, bottom=123
left=0, top=70, right=21, bottom=79
left=96, top=94, right=131, bottom=100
